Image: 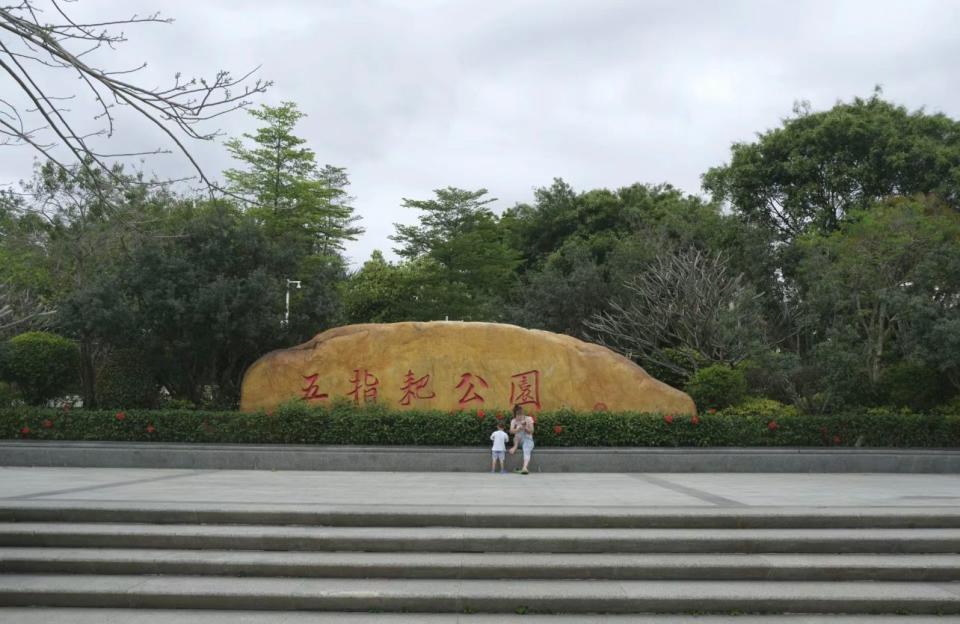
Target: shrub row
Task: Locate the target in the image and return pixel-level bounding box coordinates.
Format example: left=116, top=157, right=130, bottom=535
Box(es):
left=2, top=400, right=959, bottom=447
left=0, top=332, right=79, bottom=405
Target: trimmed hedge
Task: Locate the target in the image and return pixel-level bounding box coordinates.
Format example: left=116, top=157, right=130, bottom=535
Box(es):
left=1, top=331, right=80, bottom=405
left=685, top=364, right=747, bottom=410
left=95, top=349, right=159, bottom=409
left=2, top=401, right=959, bottom=447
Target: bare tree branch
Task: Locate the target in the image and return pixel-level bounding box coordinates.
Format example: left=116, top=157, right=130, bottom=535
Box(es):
left=585, top=248, right=771, bottom=377
left=0, top=282, right=55, bottom=338
left=0, top=1, right=271, bottom=195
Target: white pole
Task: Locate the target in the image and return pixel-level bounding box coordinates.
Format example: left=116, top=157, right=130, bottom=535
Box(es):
left=283, top=279, right=302, bottom=327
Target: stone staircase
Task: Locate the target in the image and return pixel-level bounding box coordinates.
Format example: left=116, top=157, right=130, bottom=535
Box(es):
left=0, top=503, right=959, bottom=620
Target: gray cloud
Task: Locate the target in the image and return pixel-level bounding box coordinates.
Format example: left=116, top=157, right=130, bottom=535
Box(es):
left=2, top=0, right=959, bottom=266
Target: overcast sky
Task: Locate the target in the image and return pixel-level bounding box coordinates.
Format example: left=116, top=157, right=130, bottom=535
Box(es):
left=2, top=0, right=959, bottom=266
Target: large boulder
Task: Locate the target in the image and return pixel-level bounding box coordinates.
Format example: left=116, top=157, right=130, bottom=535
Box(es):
left=240, top=322, right=695, bottom=415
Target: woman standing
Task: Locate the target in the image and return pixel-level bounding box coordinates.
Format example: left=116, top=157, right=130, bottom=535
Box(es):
left=507, top=404, right=535, bottom=474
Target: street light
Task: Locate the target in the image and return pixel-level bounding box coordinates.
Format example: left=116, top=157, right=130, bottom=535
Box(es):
left=282, top=279, right=302, bottom=328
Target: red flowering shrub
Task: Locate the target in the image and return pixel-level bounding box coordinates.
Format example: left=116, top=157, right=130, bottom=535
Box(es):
left=41, top=419, right=53, bottom=429
left=115, top=411, right=126, bottom=421
left=476, top=410, right=485, bottom=420
left=768, top=420, right=779, bottom=431
left=1, top=404, right=957, bottom=448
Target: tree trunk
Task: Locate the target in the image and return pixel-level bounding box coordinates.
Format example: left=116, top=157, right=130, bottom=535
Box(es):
left=868, top=301, right=887, bottom=385
left=78, top=335, right=97, bottom=408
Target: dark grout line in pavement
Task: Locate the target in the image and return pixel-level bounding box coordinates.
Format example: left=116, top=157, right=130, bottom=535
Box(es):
left=627, top=474, right=747, bottom=507
left=1, top=470, right=212, bottom=501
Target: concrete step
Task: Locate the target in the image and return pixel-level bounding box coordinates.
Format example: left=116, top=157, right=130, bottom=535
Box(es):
left=1, top=575, right=959, bottom=614
left=6, top=440, right=960, bottom=472
left=5, top=501, right=960, bottom=528
left=4, top=523, right=960, bottom=554
left=0, top=609, right=954, bottom=623
left=4, top=548, right=960, bottom=581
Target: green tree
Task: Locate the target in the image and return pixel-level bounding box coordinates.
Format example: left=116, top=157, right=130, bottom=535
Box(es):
left=505, top=243, right=609, bottom=337
left=224, top=102, right=354, bottom=340
left=224, top=102, right=363, bottom=255
left=4, top=161, right=167, bottom=405
left=797, top=196, right=960, bottom=393
left=502, top=180, right=737, bottom=270
left=60, top=200, right=300, bottom=406
left=341, top=251, right=429, bottom=323
left=501, top=178, right=581, bottom=269
left=390, top=187, right=520, bottom=320
left=0, top=190, right=51, bottom=297
left=502, top=179, right=784, bottom=348
left=703, top=93, right=960, bottom=243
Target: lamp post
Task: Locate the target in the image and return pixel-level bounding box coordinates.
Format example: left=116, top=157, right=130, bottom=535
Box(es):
left=282, top=279, right=301, bottom=328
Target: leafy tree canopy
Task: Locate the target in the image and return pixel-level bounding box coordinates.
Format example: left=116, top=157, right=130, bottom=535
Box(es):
left=703, top=92, right=960, bottom=243
left=390, top=187, right=520, bottom=320
left=225, top=102, right=363, bottom=255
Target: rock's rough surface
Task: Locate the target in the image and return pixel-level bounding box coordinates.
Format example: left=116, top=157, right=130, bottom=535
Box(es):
left=240, top=322, right=696, bottom=415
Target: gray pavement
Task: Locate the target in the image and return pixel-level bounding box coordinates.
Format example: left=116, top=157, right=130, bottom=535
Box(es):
left=2, top=467, right=960, bottom=508
left=2, top=611, right=958, bottom=623
left=4, top=467, right=960, bottom=619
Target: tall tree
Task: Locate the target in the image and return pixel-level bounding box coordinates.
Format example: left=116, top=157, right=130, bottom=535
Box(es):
left=506, top=244, right=608, bottom=337
left=797, top=196, right=960, bottom=390
left=6, top=160, right=164, bottom=405
left=59, top=200, right=299, bottom=406
left=224, top=102, right=363, bottom=255
left=224, top=102, right=356, bottom=338
left=341, top=251, right=429, bottom=324
left=389, top=187, right=520, bottom=320
left=703, top=93, right=960, bottom=244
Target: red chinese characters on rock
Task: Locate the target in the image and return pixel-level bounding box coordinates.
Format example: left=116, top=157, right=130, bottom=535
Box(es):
left=348, top=368, right=380, bottom=404
left=300, top=374, right=330, bottom=402
left=297, top=367, right=552, bottom=409
left=399, top=370, right=436, bottom=406
left=509, top=370, right=541, bottom=409
left=456, top=372, right=489, bottom=407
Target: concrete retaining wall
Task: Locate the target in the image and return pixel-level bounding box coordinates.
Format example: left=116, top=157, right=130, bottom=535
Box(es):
left=2, top=441, right=959, bottom=472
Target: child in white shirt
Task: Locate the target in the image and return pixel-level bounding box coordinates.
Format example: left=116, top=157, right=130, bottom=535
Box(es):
left=489, top=422, right=509, bottom=474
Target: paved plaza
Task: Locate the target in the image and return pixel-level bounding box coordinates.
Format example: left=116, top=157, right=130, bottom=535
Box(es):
left=3, top=467, right=960, bottom=621
left=2, top=466, right=960, bottom=509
